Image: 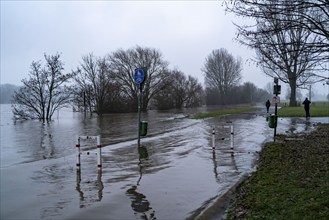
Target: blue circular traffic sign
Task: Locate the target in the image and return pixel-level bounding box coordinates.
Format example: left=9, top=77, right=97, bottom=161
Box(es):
left=134, top=68, right=145, bottom=85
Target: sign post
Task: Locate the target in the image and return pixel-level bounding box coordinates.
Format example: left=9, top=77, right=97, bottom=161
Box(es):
left=134, top=68, right=146, bottom=147
left=273, top=77, right=280, bottom=140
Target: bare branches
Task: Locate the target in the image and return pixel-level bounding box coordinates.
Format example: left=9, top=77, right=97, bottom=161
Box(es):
left=226, top=0, right=328, bottom=106
left=108, top=46, right=170, bottom=112
left=203, top=48, right=242, bottom=96
left=12, top=53, right=72, bottom=121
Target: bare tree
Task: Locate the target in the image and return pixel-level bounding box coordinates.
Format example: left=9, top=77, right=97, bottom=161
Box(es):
left=12, top=53, right=72, bottom=122
left=153, top=70, right=204, bottom=109
left=202, top=48, right=242, bottom=104
left=226, top=0, right=328, bottom=59
left=72, top=53, right=112, bottom=114
left=168, top=70, right=187, bottom=109
left=226, top=0, right=329, bottom=106
left=108, top=46, right=170, bottom=112
left=184, top=75, right=204, bottom=107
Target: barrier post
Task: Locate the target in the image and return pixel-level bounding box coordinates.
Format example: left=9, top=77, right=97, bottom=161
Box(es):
left=76, top=136, right=81, bottom=172
left=230, top=125, right=234, bottom=156
left=75, top=135, right=102, bottom=171
left=212, top=128, right=215, bottom=150
left=97, top=135, right=102, bottom=170
left=214, top=124, right=234, bottom=155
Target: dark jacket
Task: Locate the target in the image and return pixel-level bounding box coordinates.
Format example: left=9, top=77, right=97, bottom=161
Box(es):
left=302, top=98, right=311, bottom=109
left=266, top=100, right=271, bottom=108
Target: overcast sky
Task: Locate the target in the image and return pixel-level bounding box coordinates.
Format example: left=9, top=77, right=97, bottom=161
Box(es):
left=1, top=1, right=327, bottom=96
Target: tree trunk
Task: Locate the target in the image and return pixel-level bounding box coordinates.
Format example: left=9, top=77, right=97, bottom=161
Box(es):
left=289, top=80, right=297, bottom=107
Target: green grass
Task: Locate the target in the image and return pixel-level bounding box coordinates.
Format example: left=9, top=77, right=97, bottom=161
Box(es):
left=192, top=107, right=255, bottom=119
left=226, top=124, right=329, bottom=220
left=278, top=101, right=329, bottom=117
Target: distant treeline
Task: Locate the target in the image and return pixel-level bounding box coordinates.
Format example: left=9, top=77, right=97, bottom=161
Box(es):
left=0, top=84, right=19, bottom=104
left=9, top=46, right=272, bottom=121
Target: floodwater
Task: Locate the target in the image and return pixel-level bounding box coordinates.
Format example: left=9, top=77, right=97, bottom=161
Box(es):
left=1, top=104, right=328, bottom=219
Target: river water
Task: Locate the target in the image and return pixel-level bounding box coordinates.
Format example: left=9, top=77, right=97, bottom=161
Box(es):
left=1, top=104, right=327, bottom=219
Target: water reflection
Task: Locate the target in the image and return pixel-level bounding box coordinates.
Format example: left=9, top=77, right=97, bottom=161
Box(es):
left=210, top=122, right=239, bottom=184
left=126, top=145, right=156, bottom=219
left=211, top=148, right=238, bottom=183
left=126, top=185, right=156, bottom=220
left=283, top=117, right=317, bottom=134
left=76, top=170, right=104, bottom=208
left=39, top=124, right=55, bottom=159
left=212, top=150, right=219, bottom=182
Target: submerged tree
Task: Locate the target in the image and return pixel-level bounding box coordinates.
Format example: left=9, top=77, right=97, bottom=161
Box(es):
left=108, top=46, right=170, bottom=112
left=71, top=53, right=112, bottom=115
left=12, top=53, right=72, bottom=122
left=153, top=70, right=204, bottom=110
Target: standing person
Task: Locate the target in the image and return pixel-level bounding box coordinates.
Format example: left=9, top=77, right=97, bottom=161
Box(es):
left=265, top=99, right=271, bottom=113
left=302, top=98, right=311, bottom=118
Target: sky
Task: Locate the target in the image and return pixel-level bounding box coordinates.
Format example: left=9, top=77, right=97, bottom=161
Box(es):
left=1, top=0, right=328, bottom=97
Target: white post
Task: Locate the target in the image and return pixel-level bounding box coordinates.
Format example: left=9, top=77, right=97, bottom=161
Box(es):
left=76, top=136, right=81, bottom=171
left=230, top=125, right=234, bottom=156
left=97, top=135, right=102, bottom=170
left=212, top=128, right=215, bottom=150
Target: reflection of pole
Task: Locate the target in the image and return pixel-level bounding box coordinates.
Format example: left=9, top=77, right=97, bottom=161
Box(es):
left=76, top=171, right=84, bottom=207
left=97, top=169, right=104, bottom=201
left=212, top=150, right=219, bottom=182
left=76, top=169, right=104, bottom=207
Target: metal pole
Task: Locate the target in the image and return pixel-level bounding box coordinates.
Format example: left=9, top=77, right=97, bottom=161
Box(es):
left=76, top=136, right=81, bottom=172
left=274, top=81, right=278, bottom=138
left=212, top=128, right=215, bottom=150
left=230, top=125, right=234, bottom=156
left=97, top=135, right=102, bottom=170
left=137, top=85, right=141, bottom=147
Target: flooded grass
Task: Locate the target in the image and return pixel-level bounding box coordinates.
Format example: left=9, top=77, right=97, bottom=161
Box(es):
left=192, top=107, right=255, bottom=119
left=278, top=101, right=329, bottom=117
left=226, top=124, right=329, bottom=219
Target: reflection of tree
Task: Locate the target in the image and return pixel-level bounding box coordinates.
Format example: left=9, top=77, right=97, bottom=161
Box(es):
left=39, top=124, right=55, bottom=159
left=76, top=170, right=103, bottom=208
left=126, top=146, right=156, bottom=219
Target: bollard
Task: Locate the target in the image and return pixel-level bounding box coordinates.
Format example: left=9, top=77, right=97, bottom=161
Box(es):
left=212, top=128, right=215, bottom=150
left=76, top=136, right=81, bottom=172
left=230, top=125, right=234, bottom=156
left=97, top=135, right=102, bottom=170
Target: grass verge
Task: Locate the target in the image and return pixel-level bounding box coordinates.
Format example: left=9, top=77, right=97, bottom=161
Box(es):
left=226, top=124, right=329, bottom=220
left=192, top=107, right=255, bottom=119
left=278, top=101, right=329, bottom=117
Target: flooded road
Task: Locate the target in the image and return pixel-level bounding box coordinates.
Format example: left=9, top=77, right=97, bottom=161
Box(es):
left=1, top=104, right=328, bottom=219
